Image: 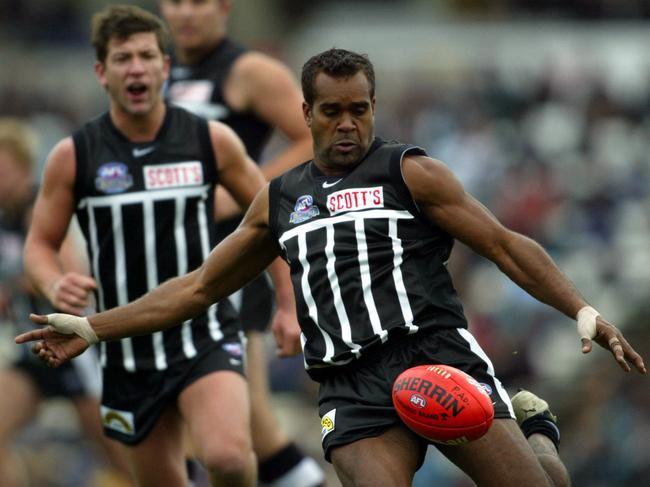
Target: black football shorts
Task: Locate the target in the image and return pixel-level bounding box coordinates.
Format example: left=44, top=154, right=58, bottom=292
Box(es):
left=12, top=346, right=100, bottom=398
left=316, top=327, right=515, bottom=466
left=100, top=338, right=245, bottom=445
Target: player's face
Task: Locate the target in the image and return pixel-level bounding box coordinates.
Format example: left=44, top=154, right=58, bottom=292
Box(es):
left=303, top=71, right=375, bottom=175
left=160, top=0, right=231, bottom=50
left=95, top=32, right=170, bottom=117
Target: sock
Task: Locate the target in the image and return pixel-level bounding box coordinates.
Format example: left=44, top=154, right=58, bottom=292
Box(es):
left=258, top=443, right=325, bottom=487
left=520, top=415, right=561, bottom=452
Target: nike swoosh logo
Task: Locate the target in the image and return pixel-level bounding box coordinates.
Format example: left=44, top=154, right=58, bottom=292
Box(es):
left=132, top=146, right=155, bottom=158
left=322, top=179, right=343, bottom=188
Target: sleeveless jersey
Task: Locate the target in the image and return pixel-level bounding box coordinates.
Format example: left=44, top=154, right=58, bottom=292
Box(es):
left=166, top=38, right=272, bottom=163
left=72, top=106, right=239, bottom=372
left=268, top=138, right=468, bottom=377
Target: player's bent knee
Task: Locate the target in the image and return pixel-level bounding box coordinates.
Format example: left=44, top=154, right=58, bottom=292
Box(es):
left=198, top=441, right=254, bottom=477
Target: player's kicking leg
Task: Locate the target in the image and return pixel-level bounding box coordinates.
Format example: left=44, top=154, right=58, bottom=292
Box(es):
left=511, top=389, right=571, bottom=487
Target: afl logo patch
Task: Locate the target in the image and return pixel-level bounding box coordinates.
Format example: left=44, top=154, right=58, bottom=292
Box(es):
left=290, top=195, right=320, bottom=224
left=95, top=162, right=133, bottom=194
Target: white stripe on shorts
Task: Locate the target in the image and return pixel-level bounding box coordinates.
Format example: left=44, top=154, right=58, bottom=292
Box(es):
left=455, top=328, right=515, bottom=419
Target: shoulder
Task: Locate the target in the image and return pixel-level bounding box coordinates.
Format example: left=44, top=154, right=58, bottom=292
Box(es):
left=402, top=155, right=464, bottom=206
left=232, top=50, right=291, bottom=77
left=42, top=136, right=76, bottom=185
left=377, top=138, right=426, bottom=155
left=229, top=51, right=298, bottom=93
left=207, top=120, right=246, bottom=159
left=48, top=137, right=76, bottom=167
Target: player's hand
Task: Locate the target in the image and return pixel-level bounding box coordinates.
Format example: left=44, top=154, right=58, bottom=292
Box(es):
left=14, top=314, right=93, bottom=367
left=47, top=272, right=97, bottom=316
left=581, top=316, right=646, bottom=374
left=270, top=306, right=302, bottom=357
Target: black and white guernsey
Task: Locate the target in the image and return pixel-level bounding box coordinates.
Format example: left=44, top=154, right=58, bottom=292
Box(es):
left=269, top=138, right=468, bottom=377
left=72, top=106, right=239, bottom=372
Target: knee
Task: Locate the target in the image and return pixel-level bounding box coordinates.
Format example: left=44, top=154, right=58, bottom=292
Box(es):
left=198, top=438, right=255, bottom=480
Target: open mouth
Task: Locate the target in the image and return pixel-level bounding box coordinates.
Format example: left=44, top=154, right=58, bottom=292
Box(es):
left=127, top=83, right=148, bottom=99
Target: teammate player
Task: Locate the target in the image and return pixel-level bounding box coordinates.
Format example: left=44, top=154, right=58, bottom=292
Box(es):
left=20, top=6, right=299, bottom=487
left=159, top=2, right=323, bottom=485
left=0, top=118, right=129, bottom=486
left=18, top=49, right=646, bottom=487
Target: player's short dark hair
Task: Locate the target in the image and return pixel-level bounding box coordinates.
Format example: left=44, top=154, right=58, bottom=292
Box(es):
left=301, top=48, right=375, bottom=106
left=91, top=5, right=168, bottom=63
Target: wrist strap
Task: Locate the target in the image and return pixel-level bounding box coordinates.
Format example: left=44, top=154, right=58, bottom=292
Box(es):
left=576, top=306, right=600, bottom=340
left=46, top=313, right=99, bottom=345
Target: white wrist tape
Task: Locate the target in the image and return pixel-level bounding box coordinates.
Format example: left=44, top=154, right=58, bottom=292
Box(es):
left=46, top=313, right=99, bottom=346
left=576, top=306, right=600, bottom=340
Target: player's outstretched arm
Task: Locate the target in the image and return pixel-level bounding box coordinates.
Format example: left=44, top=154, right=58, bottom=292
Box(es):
left=16, top=186, right=281, bottom=365
left=402, top=155, right=646, bottom=374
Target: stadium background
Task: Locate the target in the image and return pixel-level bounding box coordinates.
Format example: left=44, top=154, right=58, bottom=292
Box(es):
left=0, top=1, right=648, bottom=485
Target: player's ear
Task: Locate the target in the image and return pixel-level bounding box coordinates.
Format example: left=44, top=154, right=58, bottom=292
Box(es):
left=94, top=60, right=108, bottom=90
left=302, top=101, right=312, bottom=128
left=162, top=54, right=171, bottom=81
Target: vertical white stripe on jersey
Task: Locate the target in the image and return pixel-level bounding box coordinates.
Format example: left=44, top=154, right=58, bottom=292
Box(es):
left=298, top=232, right=335, bottom=363
left=175, top=196, right=197, bottom=358
left=111, top=204, right=136, bottom=372
left=355, top=219, right=387, bottom=342
left=388, top=218, right=418, bottom=334
left=143, top=199, right=167, bottom=370
left=86, top=205, right=107, bottom=367
left=456, top=328, right=515, bottom=419
left=325, top=224, right=361, bottom=356
left=197, top=197, right=222, bottom=341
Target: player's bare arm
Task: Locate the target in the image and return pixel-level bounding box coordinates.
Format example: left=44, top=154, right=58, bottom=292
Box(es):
left=210, top=120, right=266, bottom=207
left=213, top=52, right=313, bottom=221
left=402, top=155, right=646, bottom=374
left=23, top=138, right=96, bottom=315
left=227, top=52, right=313, bottom=179
left=16, top=185, right=281, bottom=366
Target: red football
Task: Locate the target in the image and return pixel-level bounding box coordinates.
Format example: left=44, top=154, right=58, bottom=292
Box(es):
left=392, top=364, right=494, bottom=445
